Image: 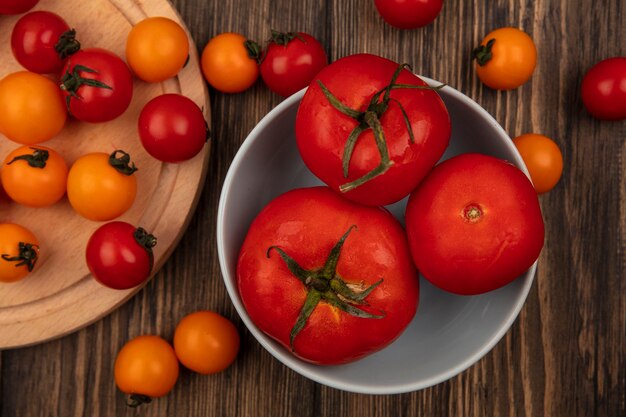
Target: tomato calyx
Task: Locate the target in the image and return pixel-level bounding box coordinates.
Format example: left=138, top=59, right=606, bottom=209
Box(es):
left=60, top=63, right=113, bottom=114
left=267, top=225, right=385, bottom=350
left=108, top=150, right=138, bottom=176
left=318, top=63, right=444, bottom=193
left=7, top=148, right=49, bottom=168
left=134, top=227, right=157, bottom=273
left=126, top=393, right=152, bottom=408
left=268, top=30, right=305, bottom=47
left=1, top=242, right=39, bottom=272
left=243, top=30, right=305, bottom=64
left=54, top=29, right=81, bottom=60
left=472, top=38, right=495, bottom=66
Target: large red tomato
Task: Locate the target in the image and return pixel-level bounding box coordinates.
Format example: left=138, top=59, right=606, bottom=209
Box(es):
left=60, top=48, right=133, bottom=123
left=405, top=153, right=544, bottom=295
left=295, top=53, right=450, bottom=206
left=237, top=186, right=419, bottom=365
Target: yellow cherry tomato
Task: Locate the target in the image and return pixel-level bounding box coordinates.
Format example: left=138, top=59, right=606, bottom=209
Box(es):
left=114, top=335, right=179, bottom=405
left=201, top=32, right=259, bottom=93
left=0, top=71, right=67, bottom=144
left=1, top=145, right=68, bottom=207
left=126, top=17, right=189, bottom=83
left=0, top=223, right=39, bottom=283
left=473, top=27, right=537, bottom=90
left=513, top=133, right=563, bottom=194
left=67, top=150, right=137, bottom=221
left=173, top=311, right=240, bottom=374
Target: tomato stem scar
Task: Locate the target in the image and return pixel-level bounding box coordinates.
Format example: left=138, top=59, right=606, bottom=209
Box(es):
left=463, top=204, right=483, bottom=222
left=267, top=225, right=385, bottom=350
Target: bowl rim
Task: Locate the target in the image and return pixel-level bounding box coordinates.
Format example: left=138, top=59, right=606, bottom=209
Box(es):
left=217, top=79, right=537, bottom=394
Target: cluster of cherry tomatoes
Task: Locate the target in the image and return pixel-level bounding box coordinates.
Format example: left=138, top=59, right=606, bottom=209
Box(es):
left=115, top=310, right=240, bottom=407
left=0, top=4, right=207, bottom=289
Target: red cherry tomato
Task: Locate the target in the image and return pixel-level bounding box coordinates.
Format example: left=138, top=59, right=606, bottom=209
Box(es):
left=295, top=53, right=451, bottom=206
left=374, top=0, right=443, bottom=29
left=258, top=31, right=328, bottom=97
left=237, top=186, right=419, bottom=364
left=0, top=0, right=39, bottom=14
left=138, top=94, right=208, bottom=163
left=581, top=57, right=626, bottom=121
left=11, top=11, right=80, bottom=74
left=85, top=221, right=156, bottom=290
left=405, top=153, right=545, bottom=295
left=60, top=48, right=133, bottom=123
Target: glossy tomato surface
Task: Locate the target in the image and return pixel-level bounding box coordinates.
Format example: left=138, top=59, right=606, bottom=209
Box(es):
left=473, top=27, right=537, bottom=90
left=259, top=31, right=327, bottom=97
left=60, top=48, right=133, bottom=123
left=374, top=0, right=443, bottom=29
left=0, top=71, right=66, bottom=144
left=295, top=54, right=450, bottom=206
left=11, top=11, right=79, bottom=74
left=173, top=311, right=240, bottom=374
left=237, top=186, right=419, bottom=365
left=405, top=153, right=544, bottom=295
left=114, top=335, right=179, bottom=399
left=1, top=145, right=68, bottom=207
left=0, top=223, right=39, bottom=283
left=67, top=151, right=137, bottom=221
left=581, top=57, right=626, bottom=121
left=125, top=16, right=189, bottom=83
left=138, top=94, right=207, bottom=162
left=86, top=221, right=156, bottom=290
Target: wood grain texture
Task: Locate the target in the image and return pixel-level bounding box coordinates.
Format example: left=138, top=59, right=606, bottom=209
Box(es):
left=1, top=0, right=624, bottom=416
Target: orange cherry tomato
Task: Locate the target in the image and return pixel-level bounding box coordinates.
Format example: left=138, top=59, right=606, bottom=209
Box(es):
left=201, top=32, right=259, bottom=93
left=67, top=150, right=137, bottom=221
left=114, top=335, right=179, bottom=405
left=1, top=145, right=68, bottom=207
left=512, top=133, right=563, bottom=194
left=126, top=17, right=189, bottom=83
left=472, top=27, right=537, bottom=90
left=173, top=310, right=240, bottom=374
left=0, top=223, right=39, bottom=283
left=0, top=71, right=67, bottom=144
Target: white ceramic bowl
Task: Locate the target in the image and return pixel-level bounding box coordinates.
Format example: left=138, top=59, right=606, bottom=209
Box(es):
left=217, top=79, right=537, bottom=394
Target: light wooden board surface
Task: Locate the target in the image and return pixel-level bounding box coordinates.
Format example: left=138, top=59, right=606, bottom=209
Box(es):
left=0, top=0, right=211, bottom=349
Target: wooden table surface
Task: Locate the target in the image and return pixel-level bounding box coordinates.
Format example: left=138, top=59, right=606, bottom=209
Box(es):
left=1, top=0, right=624, bottom=416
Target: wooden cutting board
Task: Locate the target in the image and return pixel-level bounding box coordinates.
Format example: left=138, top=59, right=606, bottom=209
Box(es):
left=0, top=0, right=211, bottom=349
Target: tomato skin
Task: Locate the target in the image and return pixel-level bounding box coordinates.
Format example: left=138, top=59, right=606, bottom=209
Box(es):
left=201, top=32, right=259, bottom=93
left=11, top=11, right=78, bottom=74
left=296, top=53, right=451, bottom=206
left=473, top=27, right=537, bottom=90
left=60, top=48, right=133, bottom=123
left=581, top=57, right=626, bottom=121
left=173, top=311, right=240, bottom=374
left=138, top=94, right=207, bottom=163
left=259, top=32, right=328, bottom=97
left=512, top=133, right=563, bottom=194
left=126, top=17, right=189, bottom=83
left=86, top=222, right=155, bottom=290
left=405, top=153, right=544, bottom=295
left=237, top=186, right=419, bottom=365
left=0, top=0, right=39, bottom=14
left=114, top=335, right=179, bottom=398
left=374, top=0, right=443, bottom=29
left=0, top=71, right=66, bottom=144
left=66, top=151, right=137, bottom=221
left=0, top=223, right=39, bottom=283
left=1, top=145, right=68, bottom=207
